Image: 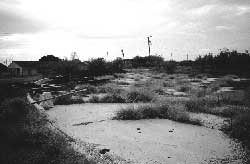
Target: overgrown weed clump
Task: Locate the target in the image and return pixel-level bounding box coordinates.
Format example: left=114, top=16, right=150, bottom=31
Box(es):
left=113, top=103, right=201, bottom=125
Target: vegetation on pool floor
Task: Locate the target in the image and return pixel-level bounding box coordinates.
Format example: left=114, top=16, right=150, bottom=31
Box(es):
left=113, top=103, right=201, bottom=126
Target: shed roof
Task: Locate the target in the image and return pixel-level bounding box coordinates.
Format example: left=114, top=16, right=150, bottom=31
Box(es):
left=13, top=61, right=40, bottom=69
left=0, top=63, right=8, bottom=72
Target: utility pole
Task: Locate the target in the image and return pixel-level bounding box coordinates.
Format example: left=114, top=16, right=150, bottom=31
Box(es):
left=171, top=52, right=173, bottom=61
left=187, top=54, right=189, bottom=61
left=147, top=36, right=152, bottom=56
left=121, top=49, right=124, bottom=58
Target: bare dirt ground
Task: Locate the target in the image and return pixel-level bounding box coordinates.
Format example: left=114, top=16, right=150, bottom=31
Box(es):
left=47, top=103, right=245, bottom=164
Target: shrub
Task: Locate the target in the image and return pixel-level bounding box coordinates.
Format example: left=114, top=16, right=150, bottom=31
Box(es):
left=134, top=77, right=141, bottom=81
left=162, top=61, right=176, bottom=74
left=86, top=85, right=98, bottom=94
left=0, top=98, right=30, bottom=122
left=195, top=89, right=206, bottom=98
left=163, top=82, right=174, bottom=87
left=231, top=111, right=250, bottom=148
left=195, top=74, right=207, bottom=79
left=210, top=83, right=220, bottom=92
left=96, top=87, right=107, bottom=93
left=0, top=84, right=27, bottom=102
left=54, top=95, right=84, bottom=105
left=178, top=85, right=191, bottom=92
left=185, top=98, right=207, bottom=113
left=154, top=104, right=170, bottom=119
left=87, top=58, right=108, bottom=76
left=154, top=88, right=165, bottom=95
left=113, top=104, right=201, bottom=125
left=0, top=98, right=91, bottom=164
left=114, top=104, right=168, bottom=120
left=114, top=107, right=142, bottom=120
left=167, top=107, right=201, bottom=125
left=132, top=55, right=164, bottom=68
left=67, top=81, right=77, bottom=90
left=111, top=57, right=124, bottom=73
left=126, top=89, right=154, bottom=102
left=89, top=95, right=100, bottom=103
left=220, top=106, right=248, bottom=117
left=99, top=94, right=126, bottom=103
left=219, top=94, right=245, bottom=106
left=243, top=87, right=250, bottom=106
left=89, top=93, right=125, bottom=103
left=140, top=105, right=160, bottom=118
left=0, top=98, right=31, bottom=145
left=185, top=97, right=219, bottom=113
left=71, top=97, right=85, bottom=104
left=97, top=84, right=123, bottom=94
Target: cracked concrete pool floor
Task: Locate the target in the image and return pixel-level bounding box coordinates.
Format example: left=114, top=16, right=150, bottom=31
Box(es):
left=47, top=103, right=246, bottom=164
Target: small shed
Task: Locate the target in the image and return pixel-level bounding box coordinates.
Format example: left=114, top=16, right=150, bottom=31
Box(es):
left=8, top=61, right=39, bottom=76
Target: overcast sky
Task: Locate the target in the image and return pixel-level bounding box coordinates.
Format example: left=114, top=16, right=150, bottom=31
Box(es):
left=0, top=0, right=249, bottom=62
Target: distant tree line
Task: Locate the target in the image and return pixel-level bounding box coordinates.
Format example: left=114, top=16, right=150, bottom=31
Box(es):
left=131, top=55, right=164, bottom=68
left=130, top=55, right=177, bottom=74
left=37, top=55, right=125, bottom=78
left=86, top=57, right=124, bottom=76
left=194, top=49, right=250, bottom=76
left=37, top=54, right=179, bottom=78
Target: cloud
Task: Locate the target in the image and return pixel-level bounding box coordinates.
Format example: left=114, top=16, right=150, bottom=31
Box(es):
left=0, top=0, right=20, bottom=5
left=187, top=4, right=216, bottom=17
left=0, top=0, right=249, bottom=62
left=0, top=8, right=46, bottom=36
left=236, top=6, right=250, bottom=15
left=215, top=25, right=234, bottom=31
left=218, top=0, right=249, bottom=6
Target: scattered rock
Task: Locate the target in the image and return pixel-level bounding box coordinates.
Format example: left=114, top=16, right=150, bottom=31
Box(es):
left=137, top=128, right=140, bottom=130
left=99, top=148, right=110, bottom=154
left=169, top=129, right=174, bottom=133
